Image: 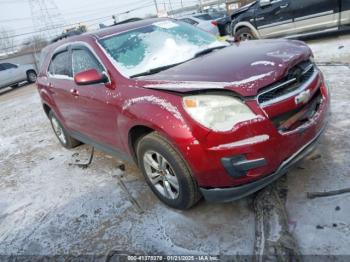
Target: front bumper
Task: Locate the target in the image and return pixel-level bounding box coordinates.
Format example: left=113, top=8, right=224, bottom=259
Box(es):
left=200, top=123, right=327, bottom=203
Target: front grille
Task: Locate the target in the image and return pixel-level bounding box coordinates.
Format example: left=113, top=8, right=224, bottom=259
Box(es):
left=271, top=88, right=322, bottom=132
left=258, top=60, right=315, bottom=105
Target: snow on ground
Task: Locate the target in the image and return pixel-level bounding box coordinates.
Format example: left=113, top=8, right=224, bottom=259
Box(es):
left=307, top=34, right=350, bottom=63
left=0, top=85, right=254, bottom=256
left=0, top=33, right=349, bottom=257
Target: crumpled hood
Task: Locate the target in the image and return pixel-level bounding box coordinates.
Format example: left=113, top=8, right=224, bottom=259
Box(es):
left=139, top=39, right=312, bottom=97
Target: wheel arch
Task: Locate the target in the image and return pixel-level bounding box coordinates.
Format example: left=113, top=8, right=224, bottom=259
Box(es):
left=26, top=69, right=37, bottom=75
left=128, top=125, right=155, bottom=163
left=233, top=22, right=260, bottom=38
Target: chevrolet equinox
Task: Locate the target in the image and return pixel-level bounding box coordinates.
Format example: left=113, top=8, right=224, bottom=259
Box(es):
left=37, top=18, right=330, bottom=209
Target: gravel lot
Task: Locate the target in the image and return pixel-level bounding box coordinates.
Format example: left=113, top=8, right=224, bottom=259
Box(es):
left=0, top=34, right=349, bottom=258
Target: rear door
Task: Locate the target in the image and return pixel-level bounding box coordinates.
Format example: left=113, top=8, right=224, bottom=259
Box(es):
left=292, top=0, right=339, bottom=34
left=71, top=45, right=119, bottom=146
left=47, top=48, right=81, bottom=132
left=254, top=0, right=294, bottom=38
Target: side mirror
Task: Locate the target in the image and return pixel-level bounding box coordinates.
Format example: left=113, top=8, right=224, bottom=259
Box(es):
left=74, top=69, right=109, bottom=86
left=260, top=0, right=271, bottom=7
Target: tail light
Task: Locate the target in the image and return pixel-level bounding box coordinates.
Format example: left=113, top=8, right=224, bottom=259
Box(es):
left=211, top=21, right=218, bottom=26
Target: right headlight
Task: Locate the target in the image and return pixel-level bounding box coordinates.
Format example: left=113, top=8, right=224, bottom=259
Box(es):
left=182, top=95, right=257, bottom=132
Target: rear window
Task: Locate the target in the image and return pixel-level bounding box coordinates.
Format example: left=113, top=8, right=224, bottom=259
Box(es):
left=194, top=14, right=213, bottom=21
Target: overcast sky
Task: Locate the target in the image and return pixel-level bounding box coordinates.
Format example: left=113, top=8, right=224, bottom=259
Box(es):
left=0, top=0, right=199, bottom=46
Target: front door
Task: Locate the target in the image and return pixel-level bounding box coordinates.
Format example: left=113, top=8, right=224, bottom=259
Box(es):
left=292, top=0, right=339, bottom=34
left=255, top=0, right=294, bottom=38
left=71, top=46, right=120, bottom=148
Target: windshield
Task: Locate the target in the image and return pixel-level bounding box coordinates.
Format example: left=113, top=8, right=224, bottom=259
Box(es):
left=100, top=20, right=227, bottom=77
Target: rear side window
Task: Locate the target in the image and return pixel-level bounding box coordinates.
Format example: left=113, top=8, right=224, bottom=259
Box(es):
left=2, top=63, right=17, bottom=69
left=48, top=51, right=72, bottom=77
left=72, top=49, right=104, bottom=75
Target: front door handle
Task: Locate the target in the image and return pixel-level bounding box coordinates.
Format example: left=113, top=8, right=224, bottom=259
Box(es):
left=280, top=4, right=289, bottom=8
left=70, top=88, right=79, bottom=97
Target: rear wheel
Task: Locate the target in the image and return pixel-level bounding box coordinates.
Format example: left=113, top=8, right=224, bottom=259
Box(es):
left=49, top=111, right=81, bottom=149
left=235, top=27, right=256, bottom=41
left=27, top=70, right=37, bottom=83
left=137, top=132, right=201, bottom=209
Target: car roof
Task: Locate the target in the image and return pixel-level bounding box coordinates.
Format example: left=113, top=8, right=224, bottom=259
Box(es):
left=91, top=17, right=169, bottom=39
left=44, top=17, right=170, bottom=51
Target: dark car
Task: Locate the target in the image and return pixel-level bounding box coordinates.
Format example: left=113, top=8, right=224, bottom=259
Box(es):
left=37, top=18, right=330, bottom=209
left=231, top=0, right=350, bottom=41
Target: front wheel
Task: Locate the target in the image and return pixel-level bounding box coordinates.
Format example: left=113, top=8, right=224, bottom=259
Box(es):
left=137, top=132, right=201, bottom=209
left=235, top=27, right=256, bottom=41
left=27, top=70, right=37, bottom=83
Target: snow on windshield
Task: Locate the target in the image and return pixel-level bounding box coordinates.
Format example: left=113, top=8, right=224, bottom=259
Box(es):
left=100, top=20, right=227, bottom=77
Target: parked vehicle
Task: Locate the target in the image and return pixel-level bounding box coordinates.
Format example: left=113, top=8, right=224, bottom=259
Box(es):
left=231, top=0, right=350, bottom=41
left=203, top=9, right=232, bottom=36
left=178, top=14, right=220, bottom=35
left=37, top=18, right=330, bottom=209
left=0, top=63, right=37, bottom=89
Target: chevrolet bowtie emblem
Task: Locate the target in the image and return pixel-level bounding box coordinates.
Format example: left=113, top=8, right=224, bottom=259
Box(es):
left=295, top=90, right=311, bottom=105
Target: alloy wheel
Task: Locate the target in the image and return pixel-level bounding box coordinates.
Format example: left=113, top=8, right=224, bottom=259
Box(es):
left=143, top=151, right=180, bottom=200
left=28, top=72, right=37, bottom=82
left=239, top=33, right=253, bottom=41
left=51, top=116, right=67, bottom=144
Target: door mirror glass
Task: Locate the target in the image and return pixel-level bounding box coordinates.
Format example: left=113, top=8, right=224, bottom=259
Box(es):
left=260, top=0, right=271, bottom=7
left=74, top=69, right=108, bottom=85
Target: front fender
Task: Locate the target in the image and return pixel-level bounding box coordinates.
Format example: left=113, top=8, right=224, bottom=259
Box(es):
left=118, top=95, right=197, bottom=155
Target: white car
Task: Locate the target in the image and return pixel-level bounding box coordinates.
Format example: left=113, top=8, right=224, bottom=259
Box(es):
left=0, top=63, right=37, bottom=89
left=179, top=14, right=220, bottom=36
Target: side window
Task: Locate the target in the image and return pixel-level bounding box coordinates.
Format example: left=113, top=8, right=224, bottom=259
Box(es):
left=180, top=18, right=198, bottom=25
left=3, top=63, right=17, bottom=69
left=48, top=51, right=72, bottom=77
left=0, top=64, right=4, bottom=71
left=72, top=49, right=104, bottom=76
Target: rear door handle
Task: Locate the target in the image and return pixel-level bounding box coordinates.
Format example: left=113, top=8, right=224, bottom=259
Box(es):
left=280, top=4, right=289, bottom=8
left=70, top=88, right=79, bottom=97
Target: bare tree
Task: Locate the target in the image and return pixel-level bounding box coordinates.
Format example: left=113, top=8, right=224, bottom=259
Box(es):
left=0, top=27, right=15, bottom=54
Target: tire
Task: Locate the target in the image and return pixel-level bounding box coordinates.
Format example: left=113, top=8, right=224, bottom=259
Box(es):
left=225, top=23, right=232, bottom=36
left=235, top=27, right=256, bottom=41
left=27, top=70, right=37, bottom=83
left=137, top=132, right=201, bottom=209
left=49, top=111, right=81, bottom=149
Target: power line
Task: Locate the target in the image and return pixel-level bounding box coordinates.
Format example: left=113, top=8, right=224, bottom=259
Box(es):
left=0, top=0, right=153, bottom=23
left=0, top=2, right=154, bottom=41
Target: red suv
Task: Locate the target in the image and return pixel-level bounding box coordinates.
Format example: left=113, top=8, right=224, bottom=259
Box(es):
left=37, top=19, right=330, bottom=209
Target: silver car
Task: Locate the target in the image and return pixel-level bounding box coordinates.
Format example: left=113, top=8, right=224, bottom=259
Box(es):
left=0, top=63, right=37, bottom=89
left=179, top=14, right=220, bottom=36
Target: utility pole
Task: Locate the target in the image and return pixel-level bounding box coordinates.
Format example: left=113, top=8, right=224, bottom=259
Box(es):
left=168, top=0, right=173, bottom=14
left=153, top=0, right=159, bottom=14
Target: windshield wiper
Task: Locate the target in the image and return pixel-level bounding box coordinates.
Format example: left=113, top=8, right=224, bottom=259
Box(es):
left=130, top=62, right=185, bottom=78
left=193, top=45, right=226, bottom=58
left=130, top=46, right=227, bottom=78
